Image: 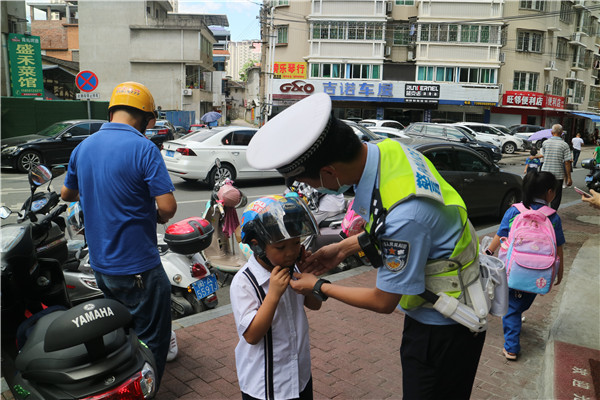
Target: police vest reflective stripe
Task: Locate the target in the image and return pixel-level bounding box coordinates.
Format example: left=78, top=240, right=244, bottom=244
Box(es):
left=365, top=139, right=480, bottom=310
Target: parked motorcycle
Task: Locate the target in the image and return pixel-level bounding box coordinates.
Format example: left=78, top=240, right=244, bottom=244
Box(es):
left=201, top=163, right=249, bottom=282
left=581, top=158, right=600, bottom=192
left=160, top=217, right=219, bottom=319
left=1, top=166, right=157, bottom=399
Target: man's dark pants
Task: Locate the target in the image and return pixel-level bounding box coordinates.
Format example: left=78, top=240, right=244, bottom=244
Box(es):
left=573, top=149, right=581, bottom=168
left=94, top=264, right=172, bottom=388
left=550, top=181, right=564, bottom=210
left=400, top=315, right=486, bottom=400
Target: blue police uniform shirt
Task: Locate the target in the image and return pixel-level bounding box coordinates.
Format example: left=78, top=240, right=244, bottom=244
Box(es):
left=64, top=122, right=175, bottom=275
left=497, top=201, right=565, bottom=247
left=353, top=143, right=464, bottom=325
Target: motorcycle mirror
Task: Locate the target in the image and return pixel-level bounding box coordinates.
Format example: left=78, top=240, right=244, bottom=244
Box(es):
left=51, top=165, right=66, bottom=178
left=0, top=206, right=12, bottom=219
left=28, top=165, right=52, bottom=187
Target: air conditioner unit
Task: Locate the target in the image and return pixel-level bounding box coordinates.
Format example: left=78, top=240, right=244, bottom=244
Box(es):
left=567, top=96, right=575, bottom=103
left=567, top=88, right=574, bottom=96
left=407, top=49, right=415, bottom=60
left=545, top=84, right=552, bottom=92
left=570, top=71, right=577, bottom=79
left=499, top=52, right=505, bottom=63
left=548, top=60, right=556, bottom=69
left=182, top=89, right=193, bottom=96
left=386, top=1, right=393, bottom=13
left=572, top=32, right=581, bottom=42
left=385, top=46, right=391, bottom=56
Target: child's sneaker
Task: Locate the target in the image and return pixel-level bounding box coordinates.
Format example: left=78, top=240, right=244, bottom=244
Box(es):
left=166, top=330, right=178, bottom=362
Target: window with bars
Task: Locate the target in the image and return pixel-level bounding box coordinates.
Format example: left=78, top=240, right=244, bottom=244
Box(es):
left=393, top=24, right=411, bottom=45
left=417, top=66, right=496, bottom=84
left=313, top=21, right=384, bottom=41
left=553, top=77, right=563, bottom=96
left=309, top=63, right=379, bottom=79
left=520, top=0, right=545, bottom=11
left=276, top=26, right=288, bottom=44
left=419, top=24, right=497, bottom=44
left=517, top=30, right=543, bottom=53
left=556, top=37, right=568, bottom=60
left=560, top=1, right=573, bottom=23
left=513, top=71, right=539, bottom=91
left=395, top=0, right=414, bottom=4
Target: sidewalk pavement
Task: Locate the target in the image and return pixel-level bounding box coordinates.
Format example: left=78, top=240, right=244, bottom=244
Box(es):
left=152, top=200, right=599, bottom=400
left=2, top=185, right=598, bottom=400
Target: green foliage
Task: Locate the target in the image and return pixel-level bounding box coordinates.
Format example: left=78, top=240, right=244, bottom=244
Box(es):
left=239, top=59, right=259, bottom=82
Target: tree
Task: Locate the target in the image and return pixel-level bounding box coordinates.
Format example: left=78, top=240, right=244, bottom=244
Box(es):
left=239, top=59, right=259, bottom=82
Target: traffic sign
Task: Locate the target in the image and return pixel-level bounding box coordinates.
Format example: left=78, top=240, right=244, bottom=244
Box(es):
left=76, top=92, right=100, bottom=99
left=76, top=70, right=98, bottom=92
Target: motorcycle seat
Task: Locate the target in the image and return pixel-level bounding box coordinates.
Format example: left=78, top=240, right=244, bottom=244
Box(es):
left=318, top=212, right=346, bottom=229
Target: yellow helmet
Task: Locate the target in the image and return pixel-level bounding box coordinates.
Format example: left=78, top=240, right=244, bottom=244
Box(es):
left=108, top=82, right=156, bottom=116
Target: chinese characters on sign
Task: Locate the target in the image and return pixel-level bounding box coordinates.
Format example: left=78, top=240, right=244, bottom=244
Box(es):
left=405, top=84, right=440, bottom=104
left=502, top=91, right=565, bottom=109
left=7, top=33, right=43, bottom=97
left=322, top=82, right=394, bottom=97
left=274, top=62, right=307, bottom=79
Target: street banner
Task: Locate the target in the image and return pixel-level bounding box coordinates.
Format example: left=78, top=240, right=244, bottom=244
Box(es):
left=7, top=33, right=44, bottom=97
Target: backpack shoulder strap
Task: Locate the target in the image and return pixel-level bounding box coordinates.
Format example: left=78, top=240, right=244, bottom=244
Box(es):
left=536, top=205, right=556, bottom=217
left=513, top=202, right=526, bottom=213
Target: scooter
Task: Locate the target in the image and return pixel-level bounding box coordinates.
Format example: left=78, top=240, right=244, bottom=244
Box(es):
left=581, top=158, right=600, bottom=192
left=159, top=216, right=219, bottom=319
left=201, top=163, right=249, bottom=283
left=1, top=165, right=157, bottom=399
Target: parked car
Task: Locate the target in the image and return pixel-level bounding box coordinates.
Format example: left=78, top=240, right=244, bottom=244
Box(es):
left=402, top=122, right=502, bottom=162
left=366, top=126, right=409, bottom=139
left=161, top=126, right=281, bottom=186
left=452, top=123, right=502, bottom=148
left=359, top=119, right=405, bottom=131
left=453, top=122, right=524, bottom=154
left=509, top=124, right=544, bottom=139
left=188, top=123, right=207, bottom=132
left=1, top=119, right=107, bottom=172
left=489, top=124, right=511, bottom=135
left=341, top=120, right=384, bottom=142
left=404, top=139, right=522, bottom=218
left=145, top=119, right=176, bottom=148
left=174, top=126, right=188, bottom=136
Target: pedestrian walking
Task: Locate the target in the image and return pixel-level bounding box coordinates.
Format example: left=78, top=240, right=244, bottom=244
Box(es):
left=484, top=171, right=565, bottom=360
left=571, top=133, right=584, bottom=168
left=61, top=81, right=177, bottom=388
left=246, top=93, right=486, bottom=399
left=523, top=148, right=542, bottom=175
left=540, top=124, right=573, bottom=210
left=230, top=195, right=322, bottom=400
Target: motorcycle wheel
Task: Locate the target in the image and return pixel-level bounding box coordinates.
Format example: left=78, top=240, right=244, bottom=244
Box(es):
left=185, top=292, right=208, bottom=314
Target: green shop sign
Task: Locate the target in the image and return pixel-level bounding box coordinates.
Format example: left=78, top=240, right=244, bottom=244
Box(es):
left=7, top=33, right=43, bottom=97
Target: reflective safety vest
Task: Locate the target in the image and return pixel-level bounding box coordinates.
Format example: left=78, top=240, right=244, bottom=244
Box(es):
left=365, top=139, right=480, bottom=310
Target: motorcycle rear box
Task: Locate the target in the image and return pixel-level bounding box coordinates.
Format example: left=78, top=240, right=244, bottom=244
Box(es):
left=165, top=217, right=214, bottom=254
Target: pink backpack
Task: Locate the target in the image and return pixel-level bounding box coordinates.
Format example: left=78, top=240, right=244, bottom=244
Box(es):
left=341, top=199, right=365, bottom=237
left=499, top=203, right=559, bottom=294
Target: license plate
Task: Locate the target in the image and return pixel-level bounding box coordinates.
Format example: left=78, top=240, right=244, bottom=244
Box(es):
left=166, top=150, right=174, bottom=157
left=191, top=274, right=218, bottom=300
left=585, top=176, right=593, bottom=182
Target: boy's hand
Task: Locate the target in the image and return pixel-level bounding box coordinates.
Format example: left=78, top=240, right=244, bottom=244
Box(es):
left=268, top=266, right=291, bottom=299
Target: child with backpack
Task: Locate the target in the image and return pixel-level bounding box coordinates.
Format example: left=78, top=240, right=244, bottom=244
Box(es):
left=484, top=171, right=565, bottom=361
left=523, top=148, right=542, bottom=175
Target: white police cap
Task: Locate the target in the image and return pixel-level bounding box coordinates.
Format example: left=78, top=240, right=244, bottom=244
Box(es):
left=247, top=93, right=332, bottom=177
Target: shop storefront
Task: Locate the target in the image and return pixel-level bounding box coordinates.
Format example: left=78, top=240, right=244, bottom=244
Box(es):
left=271, top=79, right=499, bottom=126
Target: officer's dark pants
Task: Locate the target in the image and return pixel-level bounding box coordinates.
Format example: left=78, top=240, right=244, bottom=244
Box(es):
left=400, top=316, right=486, bottom=400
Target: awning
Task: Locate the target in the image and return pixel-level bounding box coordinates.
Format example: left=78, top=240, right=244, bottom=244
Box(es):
left=569, top=111, right=600, bottom=123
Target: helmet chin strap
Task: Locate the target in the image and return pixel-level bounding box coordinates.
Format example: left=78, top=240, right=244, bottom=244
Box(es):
left=251, top=243, right=306, bottom=276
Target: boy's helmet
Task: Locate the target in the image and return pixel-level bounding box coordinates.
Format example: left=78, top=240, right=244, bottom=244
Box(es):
left=240, top=195, right=318, bottom=250
left=108, top=81, right=156, bottom=116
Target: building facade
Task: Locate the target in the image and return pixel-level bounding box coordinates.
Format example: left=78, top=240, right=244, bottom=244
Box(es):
left=29, top=1, right=79, bottom=62
left=227, top=40, right=261, bottom=81
left=78, top=1, right=221, bottom=121
left=267, top=0, right=600, bottom=135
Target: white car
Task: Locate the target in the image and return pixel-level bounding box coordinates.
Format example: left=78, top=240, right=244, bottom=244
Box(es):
left=366, top=126, right=409, bottom=139
left=161, top=126, right=281, bottom=186
left=453, top=122, right=524, bottom=154
left=359, top=119, right=405, bottom=130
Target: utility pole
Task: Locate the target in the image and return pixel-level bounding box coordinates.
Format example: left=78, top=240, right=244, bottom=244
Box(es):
left=259, top=2, right=268, bottom=126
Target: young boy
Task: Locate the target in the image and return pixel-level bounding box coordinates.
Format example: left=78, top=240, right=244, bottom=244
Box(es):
left=523, top=148, right=542, bottom=174
left=230, top=195, right=322, bottom=400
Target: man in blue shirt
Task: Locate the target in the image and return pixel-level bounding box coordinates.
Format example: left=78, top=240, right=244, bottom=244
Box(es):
left=61, top=82, right=177, bottom=387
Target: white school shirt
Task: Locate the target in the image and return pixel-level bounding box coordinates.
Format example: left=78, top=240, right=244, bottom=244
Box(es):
left=572, top=137, right=584, bottom=151
left=230, top=256, right=312, bottom=400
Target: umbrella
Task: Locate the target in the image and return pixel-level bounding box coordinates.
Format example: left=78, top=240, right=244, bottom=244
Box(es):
left=200, top=111, right=222, bottom=123
left=528, top=129, right=553, bottom=142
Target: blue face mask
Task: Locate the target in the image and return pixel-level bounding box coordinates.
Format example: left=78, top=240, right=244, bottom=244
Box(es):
left=317, top=172, right=352, bottom=195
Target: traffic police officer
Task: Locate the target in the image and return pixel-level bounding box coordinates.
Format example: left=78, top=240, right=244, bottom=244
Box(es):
left=246, top=93, right=486, bottom=399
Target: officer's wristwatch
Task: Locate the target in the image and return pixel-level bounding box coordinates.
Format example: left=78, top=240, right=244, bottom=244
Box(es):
left=312, top=278, right=331, bottom=301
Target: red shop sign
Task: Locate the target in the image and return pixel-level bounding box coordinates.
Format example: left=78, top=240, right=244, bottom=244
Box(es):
left=503, top=91, right=544, bottom=107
